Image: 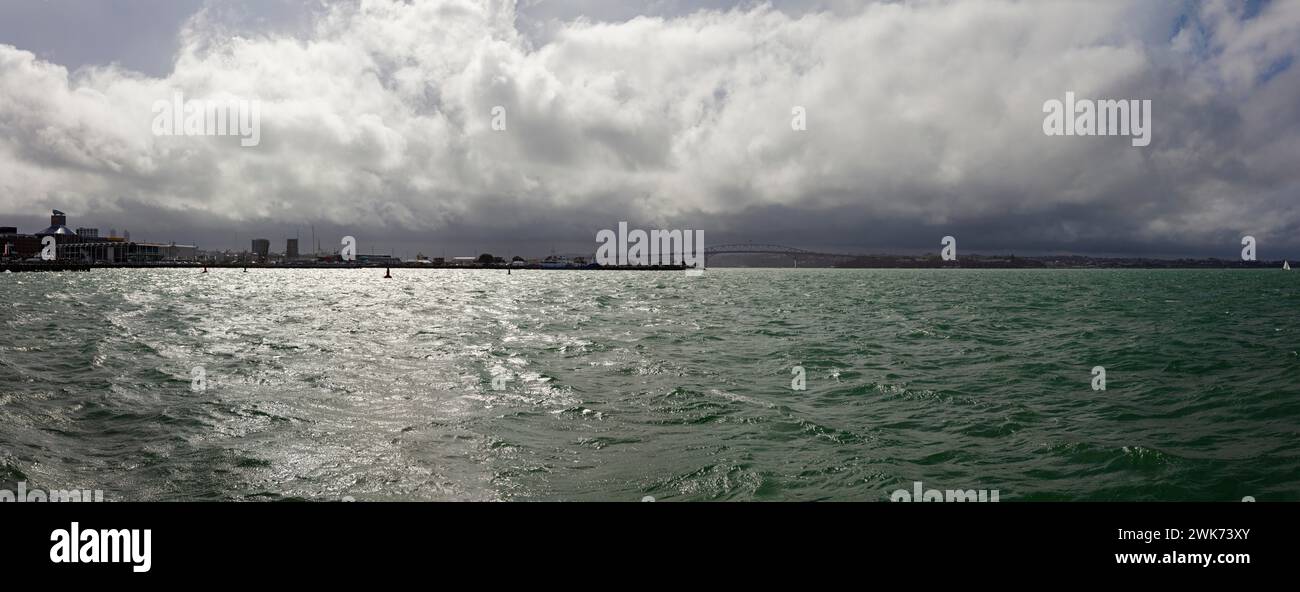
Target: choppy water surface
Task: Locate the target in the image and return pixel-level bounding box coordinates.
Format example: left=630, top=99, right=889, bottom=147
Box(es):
left=1, top=268, right=1297, bottom=501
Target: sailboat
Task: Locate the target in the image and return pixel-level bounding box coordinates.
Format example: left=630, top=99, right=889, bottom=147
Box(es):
left=1284, top=261, right=1291, bottom=270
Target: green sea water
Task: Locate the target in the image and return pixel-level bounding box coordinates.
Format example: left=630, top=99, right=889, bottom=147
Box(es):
left=1, top=268, right=1297, bottom=501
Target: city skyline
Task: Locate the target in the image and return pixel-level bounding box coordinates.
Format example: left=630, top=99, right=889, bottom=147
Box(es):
left=5, top=205, right=1298, bottom=265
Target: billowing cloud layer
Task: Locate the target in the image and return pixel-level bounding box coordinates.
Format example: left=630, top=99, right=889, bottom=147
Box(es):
left=1, top=0, right=1298, bottom=257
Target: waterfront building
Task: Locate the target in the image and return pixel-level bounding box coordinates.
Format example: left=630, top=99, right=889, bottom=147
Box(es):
left=355, top=254, right=402, bottom=265
left=36, top=210, right=78, bottom=239
left=0, top=226, right=39, bottom=260
left=252, top=239, right=270, bottom=261
left=157, top=242, right=198, bottom=261
left=3, top=209, right=197, bottom=263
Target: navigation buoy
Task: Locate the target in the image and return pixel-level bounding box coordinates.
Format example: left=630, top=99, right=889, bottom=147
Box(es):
left=202, top=265, right=208, bottom=273
left=384, top=267, right=392, bottom=278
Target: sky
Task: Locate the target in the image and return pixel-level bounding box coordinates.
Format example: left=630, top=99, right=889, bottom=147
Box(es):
left=0, top=0, right=1297, bottom=259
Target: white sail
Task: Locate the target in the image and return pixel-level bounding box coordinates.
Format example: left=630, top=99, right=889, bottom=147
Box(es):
left=1285, top=261, right=1291, bottom=270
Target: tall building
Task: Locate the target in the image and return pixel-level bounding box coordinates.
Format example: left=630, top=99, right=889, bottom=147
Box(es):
left=37, top=210, right=78, bottom=238
left=252, top=238, right=270, bottom=260
left=286, top=238, right=299, bottom=259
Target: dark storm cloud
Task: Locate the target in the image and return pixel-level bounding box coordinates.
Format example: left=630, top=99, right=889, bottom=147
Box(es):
left=1, top=0, right=1298, bottom=258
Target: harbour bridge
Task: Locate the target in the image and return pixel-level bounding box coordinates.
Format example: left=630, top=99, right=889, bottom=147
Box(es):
left=703, top=243, right=858, bottom=266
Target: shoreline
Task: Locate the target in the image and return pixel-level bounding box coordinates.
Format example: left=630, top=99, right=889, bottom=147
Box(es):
left=1, top=261, right=692, bottom=272
left=2, top=260, right=1293, bottom=273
